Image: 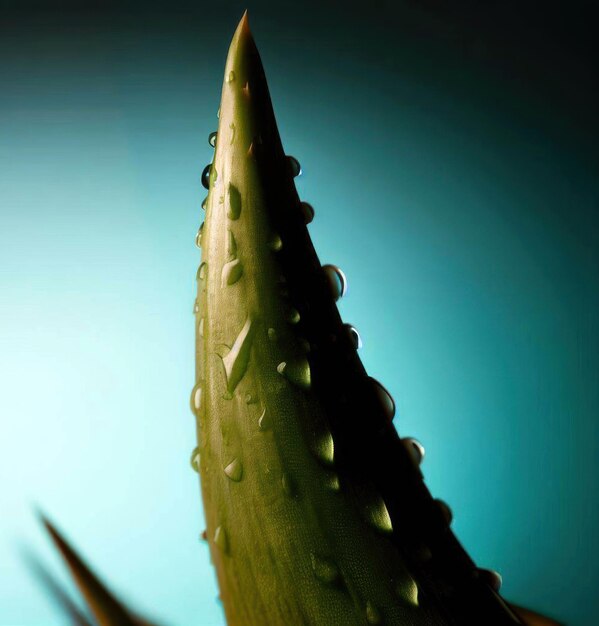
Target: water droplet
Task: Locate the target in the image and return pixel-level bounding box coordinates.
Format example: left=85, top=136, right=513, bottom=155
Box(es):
left=201, top=197, right=207, bottom=210
left=401, top=437, right=424, bottom=465
left=221, top=317, right=255, bottom=393
left=343, top=323, right=362, bottom=349
left=210, top=165, right=218, bottom=186
left=258, top=407, right=271, bottom=431
left=199, top=318, right=204, bottom=337
left=370, top=377, right=395, bottom=421
left=397, top=578, right=419, bottom=606
left=208, top=131, right=217, bottom=148
left=195, top=222, right=204, bottom=248
left=324, top=471, right=340, bottom=492
left=300, top=201, right=314, bottom=224
left=366, top=601, right=382, bottom=624
left=190, top=447, right=200, bottom=472
left=436, top=499, right=452, bottom=524
left=193, top=299, right=199, bottom=314
left=365, top=495, right=393, bottom=533
left=226, top=70, right=235, bottom=83
left=245, top=393, right=257, bottom=404
left=310, top=553, right=338, bottom=584
left=277, top=358, right=311, bottom=390
left=227, top=229, right=237, bottom=260
left=224, top=458, right=243, bottom=482
left=478, top=569, right=502, bottom=592
left=229, top=122, right=236, bottom=145
left=268, top=233, right=283, bottom=251
left=201, top=164, right=212, bottom=189
left=227, top=183, right=242, bottom=220
left=216, top=106, right=220, bottom=119
left=221, top=258, right=243, bottom=286
left=286, top=308, right=300, bottom=324
left=214, top=526, right=229, bottom=554
left=312, top=430, right=334, bottom=466
left=197, top=262, right=207, bottom=281
left=322, top=265, right=347, bottom=301
left=267, top=327, right=277, bottom=341
left=287, top=155, right=302, bottom=177
left=190, top=382, right=203, bottom=416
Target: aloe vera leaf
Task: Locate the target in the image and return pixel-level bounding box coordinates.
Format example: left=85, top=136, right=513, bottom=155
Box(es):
left=194, top=11, right=523, bottom=626
left=40, top=515, right=158, bottom=626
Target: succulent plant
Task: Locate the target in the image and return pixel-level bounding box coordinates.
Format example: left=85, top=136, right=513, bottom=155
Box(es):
left=33, top=11, right=560, bottom=626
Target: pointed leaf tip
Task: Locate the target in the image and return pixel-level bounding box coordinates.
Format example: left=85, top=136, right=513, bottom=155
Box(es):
left=40, top=516, right=139, bottom=625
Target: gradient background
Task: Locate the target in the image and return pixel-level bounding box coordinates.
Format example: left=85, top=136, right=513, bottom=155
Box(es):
left=1, top=1, right=597, bottom=624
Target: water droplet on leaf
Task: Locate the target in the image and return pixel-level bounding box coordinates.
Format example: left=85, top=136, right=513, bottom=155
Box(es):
left=370, top=377, right=395, bottom=421
left=310, top=553, right=338, bottom=584
left=221, top=258, right=243, bottom=286
left=287, top=155, right=302, bottom=177
left=323, top=265, right=347, bottom=301
left=300, top=201, right=314, bottom=224
left=208, top=131, right=217, bottom=148
left=277, top=358, right=311, bottom=390
left=224, top=458, right=243, bottom=482
left=190, top=447, right=200, bottom=472
left=343, top=324, right=362, bottom=349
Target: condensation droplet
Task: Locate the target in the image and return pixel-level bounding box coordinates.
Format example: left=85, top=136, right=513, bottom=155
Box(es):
left=436, top=499, right=453, bottom=524
left=226, top=70, right=236, bottom=83
left=224, top=458, right=243, bottom=482
left=221, top=317, right=255, bottom=393
left=310, top=553, right=338, bottom=584
left=366, top=601, right=382, bottom=624
left=245, top=393, right=257, bottom=404
left=343, top=323, right=362, bottom=349
left=312, top=431, right=335, bottom=466
left=287, top=155, right=302, bottom=177
left=193, top=299, right=199, bottom=314
left=227, top=229, right=237, bottom=260
left=267, top=327, right=277, bottom=341
left=208, top=131, right=217, bottom=148
left=324, top=471, right=340, bottom=492
left=190, top=382, right=203, bottom=417
left=402, top=437, right=425, bottom=465
left=286, top=308, right=300, bottom=325
left=478, top=569, right=502, bottom=592
left=300, top=201, right=314, bottom=224
left=370, top=377, right=396, bottom=421
left=190, top=447, right=200, bottom=472
left=216, top=106, right=220, bottom=119
left=227, top=183, right=242, bottom=220
left=397, top=578, right=419, bottom=607
left=277, top=358, right=311, bottom=390
left=322, top=264, right=347, bottom=301
left=197, top=262, right=207, bottom=281
left=221, top=258, right=243, bottom=286
left=365, top=495, right=393, bottom=534
left=214, top=526, right=229, bottom=554
left=201, top=197, right=207, bottom=210
left=268, top=233, right=283, bottom=251
left=258, top=407, right=271, bottom=431
left=201, top=164, right=212, bottom=189
left=195, top=222, right=204, bottom=248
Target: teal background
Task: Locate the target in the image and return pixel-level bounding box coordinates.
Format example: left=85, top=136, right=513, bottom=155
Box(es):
left=1, top=2, right=597, bottom=624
